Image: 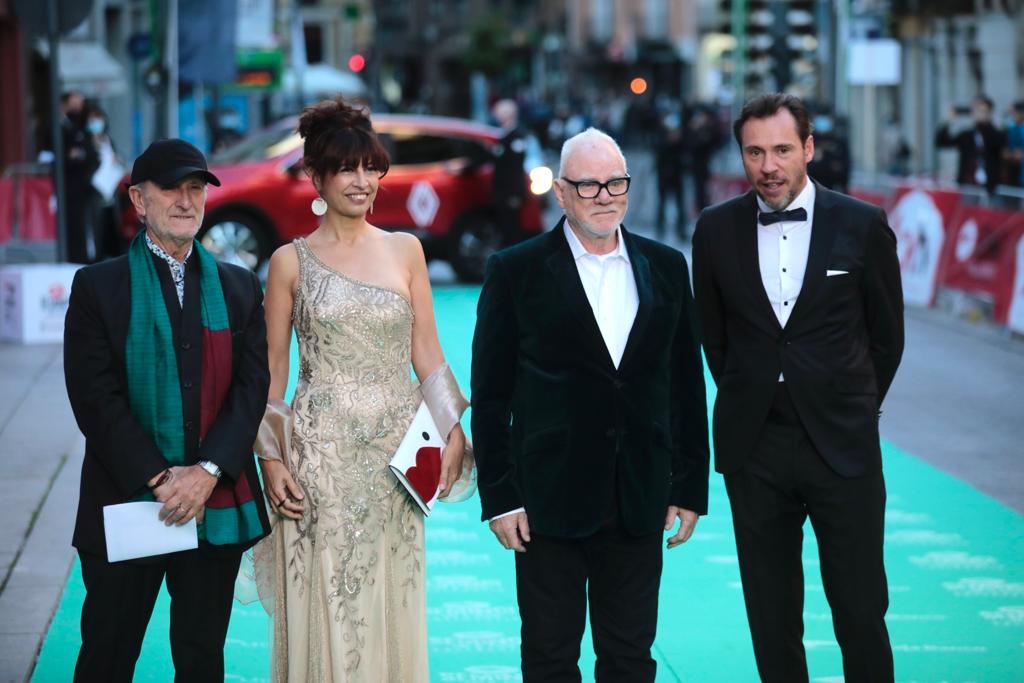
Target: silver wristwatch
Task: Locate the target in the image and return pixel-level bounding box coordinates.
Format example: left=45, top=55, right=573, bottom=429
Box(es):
left=197, top=460, right=222, bottom=479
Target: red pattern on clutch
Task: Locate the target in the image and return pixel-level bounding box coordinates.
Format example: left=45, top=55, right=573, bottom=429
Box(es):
left=404, top=446, right=442, bottom=503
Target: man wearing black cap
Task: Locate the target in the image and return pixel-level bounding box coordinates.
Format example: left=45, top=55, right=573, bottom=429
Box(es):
left=63, top=139, right=271, bottom=682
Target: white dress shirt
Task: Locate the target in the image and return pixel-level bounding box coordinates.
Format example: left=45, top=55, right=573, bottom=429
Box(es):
left=490, top=222, right=640, bottom=522
left=757, top=180, right=815, bottom=380
left=563, top=222, right=639, bottom=368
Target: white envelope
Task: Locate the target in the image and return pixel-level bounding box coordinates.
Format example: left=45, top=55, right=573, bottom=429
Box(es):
left=103, top=502, right=198, bottom=562
left=826, top=269, right=849, bottom=276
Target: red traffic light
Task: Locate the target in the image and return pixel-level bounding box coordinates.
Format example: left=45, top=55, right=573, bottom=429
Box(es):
left=348, top=53, right=366, bottom=72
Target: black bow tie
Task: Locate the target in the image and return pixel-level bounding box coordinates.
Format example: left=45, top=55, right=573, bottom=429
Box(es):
left=759, top=207, right=807, bottom=225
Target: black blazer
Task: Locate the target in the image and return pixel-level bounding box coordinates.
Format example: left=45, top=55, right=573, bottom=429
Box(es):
left=692, top=183, right=904, bottom=477
left=935, top=122, right=1007, bottom=192
left=64, top=252, right=271, bottom=558
left=471, top=220, right=709, bottom=539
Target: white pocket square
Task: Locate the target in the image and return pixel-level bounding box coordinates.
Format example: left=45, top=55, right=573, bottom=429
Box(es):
left=826, top=270, right=849, bottom=277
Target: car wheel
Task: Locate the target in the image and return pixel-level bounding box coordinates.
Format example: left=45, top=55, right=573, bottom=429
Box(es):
left=449, top=211, right=504, bottom=283
left=199, top=211, right=275, bottom=278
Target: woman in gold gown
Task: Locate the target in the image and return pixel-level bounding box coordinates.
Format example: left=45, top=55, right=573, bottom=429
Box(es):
left=252, top=99, right=472, bottom=682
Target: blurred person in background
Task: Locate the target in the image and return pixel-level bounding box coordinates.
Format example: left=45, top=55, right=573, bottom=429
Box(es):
left=1004, top=101, right=1024, bottom=187
left=935, top=94, right=1007, bottom=193
left=807, top=112, right=851, bottom=192
left=693, top=93, right=904, bottom=683
left=547, top=101, right=591, bottom=152
left=84, top=103, right=127, bottom=259
left=685, top=104, right=722, bottom=226
left=60, top=90, right=100, bottom=264
left=881, top=117, right=912, bottom=178
left=655, top=111, right=687, bottom=241
left=490, top=99, right=531, bottom=246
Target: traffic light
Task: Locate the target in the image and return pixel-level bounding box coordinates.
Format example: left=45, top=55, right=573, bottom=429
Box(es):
left=717, top=0, right=819, bottom=95
left=745, top=1, right=775, bottom=91
left=348, top=53, right=366, bottom=73
left=783, top=1, right=818, bottom=91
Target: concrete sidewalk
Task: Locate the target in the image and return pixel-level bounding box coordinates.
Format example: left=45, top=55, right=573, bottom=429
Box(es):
left=0, top=343, right=82, bottom=683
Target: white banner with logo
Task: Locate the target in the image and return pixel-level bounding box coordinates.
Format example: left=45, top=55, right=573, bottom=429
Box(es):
left=890, top=190, right=946, bottom=307
left=0, top=264, right=81, bottom=344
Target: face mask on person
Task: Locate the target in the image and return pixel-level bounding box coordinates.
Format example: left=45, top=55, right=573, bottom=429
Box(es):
left=87, top=119, right=105, bottom=135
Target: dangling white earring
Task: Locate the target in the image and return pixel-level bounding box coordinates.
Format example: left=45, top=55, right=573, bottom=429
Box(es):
left=369, top=200, right=374, bottom=215
left=311, top=197, right=328, bottom=216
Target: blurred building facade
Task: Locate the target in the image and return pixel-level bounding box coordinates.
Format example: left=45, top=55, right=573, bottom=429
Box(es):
left=563, top=0, right=700, bottom=100
left=888, top=0, right=1024, bottom=182
left=0, top=0, right=1021, bottom=188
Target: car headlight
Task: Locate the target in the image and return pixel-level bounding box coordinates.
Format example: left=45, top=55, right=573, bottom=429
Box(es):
left=529, top=166, right=553, bottom=195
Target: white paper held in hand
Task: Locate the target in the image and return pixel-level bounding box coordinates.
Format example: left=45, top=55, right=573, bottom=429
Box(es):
left=389, top=401, right=445, bottom=515
left=103, top=502, right=198, bottom=562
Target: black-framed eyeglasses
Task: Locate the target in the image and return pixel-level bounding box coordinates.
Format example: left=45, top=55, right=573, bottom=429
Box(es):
left=561, top=176, right=631, bottom=198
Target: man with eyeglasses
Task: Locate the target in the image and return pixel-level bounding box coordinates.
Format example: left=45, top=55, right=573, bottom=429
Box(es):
left=472, top=127, right=709, bottom=682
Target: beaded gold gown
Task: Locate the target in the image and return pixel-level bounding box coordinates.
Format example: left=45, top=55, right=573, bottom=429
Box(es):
left=260, top=237, right=428, bottom=682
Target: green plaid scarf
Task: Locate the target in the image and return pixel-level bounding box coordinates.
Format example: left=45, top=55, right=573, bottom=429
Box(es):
left=126, top=232, right=262, bottom=545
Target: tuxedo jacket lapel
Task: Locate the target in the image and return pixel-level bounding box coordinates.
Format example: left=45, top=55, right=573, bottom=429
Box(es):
left=735, top=191, right=783, bottom=334
left=787, top=182, right=838, bottom=328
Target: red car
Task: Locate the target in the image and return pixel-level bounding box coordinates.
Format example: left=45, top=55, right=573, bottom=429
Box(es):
left=120, top=114, right=550, bottom=281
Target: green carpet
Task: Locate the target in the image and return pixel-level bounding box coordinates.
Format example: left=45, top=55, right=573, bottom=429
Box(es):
left=32, top=286, right=1024, bottom=682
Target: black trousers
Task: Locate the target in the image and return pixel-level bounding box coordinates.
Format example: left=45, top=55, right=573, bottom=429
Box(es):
left=496, top=199, right=524, bottom=247
left=74, top=548, right=242, bottom=683
left=656, top=175, right=687, bottom=240
left=515, top=512, right=663, bottom=683
left=724, top=383, right=893, bottom=683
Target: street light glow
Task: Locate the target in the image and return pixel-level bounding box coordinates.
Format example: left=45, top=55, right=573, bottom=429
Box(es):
left=630, top=77, right=648, bottom=95
left=529, top=166, right=553, bottom=195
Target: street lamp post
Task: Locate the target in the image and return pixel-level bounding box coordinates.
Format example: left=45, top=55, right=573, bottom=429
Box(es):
left=45, top=0, right=67, bottom=262
left=730, top=0, right=747, bottom=118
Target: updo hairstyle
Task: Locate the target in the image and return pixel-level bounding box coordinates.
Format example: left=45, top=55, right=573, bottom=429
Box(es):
left=297, top=98, right=390, bottom=182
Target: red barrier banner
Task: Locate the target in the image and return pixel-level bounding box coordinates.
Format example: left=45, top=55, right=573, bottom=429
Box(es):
left=0, top=178, right=13, bottom=243
left=941, top=206, right=1024, bottom=324
left=16, top=176, right=56, bottom=241
left=1007, top=231, right=1024, bottom=334
left=849, top=189, right=890, bottom=209
left=707, top=176, right=751, bottom=206
left=888, top=188, right=962, bottom=307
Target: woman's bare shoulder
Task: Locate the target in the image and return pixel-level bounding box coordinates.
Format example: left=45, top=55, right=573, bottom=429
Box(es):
left=267, top=242, right=300, bottom=285
left=384, top=230, right=425, bottom=265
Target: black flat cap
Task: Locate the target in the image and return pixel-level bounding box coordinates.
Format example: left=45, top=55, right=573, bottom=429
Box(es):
left=130, top=138, right=221, bottom=187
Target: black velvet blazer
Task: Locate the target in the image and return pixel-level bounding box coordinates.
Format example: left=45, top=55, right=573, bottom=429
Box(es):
left=692, top=183, right=905, bottom=477
left=471, top=220, right=709, bottom=539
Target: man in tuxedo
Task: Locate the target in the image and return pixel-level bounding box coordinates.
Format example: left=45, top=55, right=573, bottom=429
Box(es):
left=472, top=128, right=709, bottom=682
left=64, top=139, right=271, bottom=682
left=691, top=93, right=904, bottom=682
